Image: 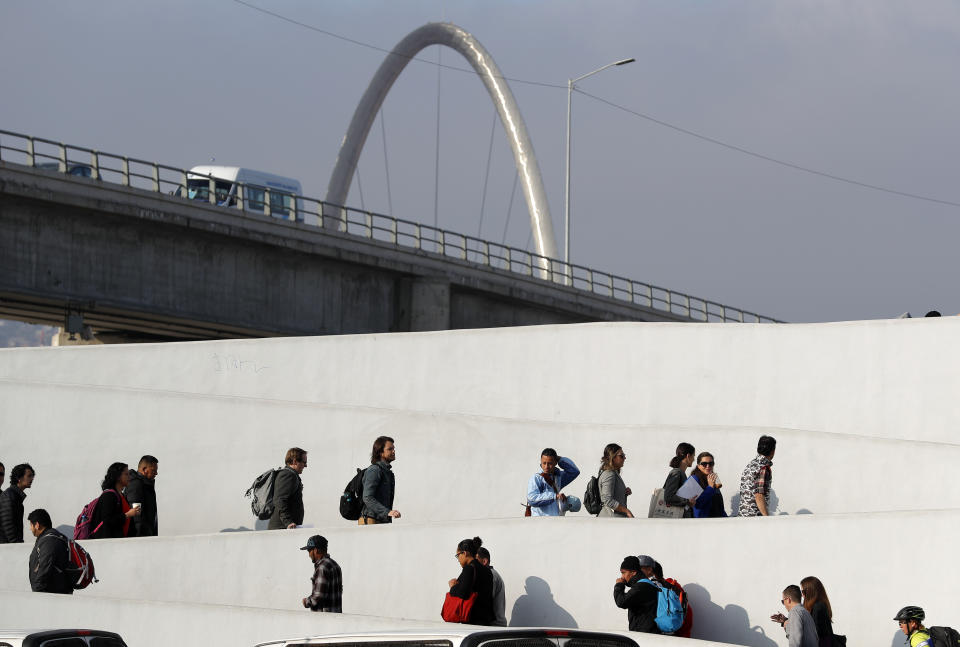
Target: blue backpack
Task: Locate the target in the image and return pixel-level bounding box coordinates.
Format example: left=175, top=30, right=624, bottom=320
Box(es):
left=638, top=578, right=684, bottom=634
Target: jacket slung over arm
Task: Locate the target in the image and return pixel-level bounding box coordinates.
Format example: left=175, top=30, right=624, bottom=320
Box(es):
left=555, top=457, right=580, bottom=489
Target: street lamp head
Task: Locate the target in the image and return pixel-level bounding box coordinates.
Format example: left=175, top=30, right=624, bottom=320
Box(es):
left=615, top=58, right=636, bottom=66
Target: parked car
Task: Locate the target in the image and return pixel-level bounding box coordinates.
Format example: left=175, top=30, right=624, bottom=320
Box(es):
left=0, top=629, right=127, bottom=647
left=34, top=162, right=96, bottom=178
left=255, top=628, right=639, bottom=647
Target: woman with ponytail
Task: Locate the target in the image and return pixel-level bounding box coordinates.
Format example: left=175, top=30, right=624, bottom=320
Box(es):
left=662, top=443, right=696, bottom=518
left=447, top=536, right=494, bottom=625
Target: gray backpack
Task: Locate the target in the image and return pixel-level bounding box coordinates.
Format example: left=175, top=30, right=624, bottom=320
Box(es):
left=245, top=468, right=280, bottom=520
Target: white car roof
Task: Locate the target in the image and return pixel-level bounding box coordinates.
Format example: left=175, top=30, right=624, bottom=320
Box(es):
left=255, top=628, right=634, bottom=647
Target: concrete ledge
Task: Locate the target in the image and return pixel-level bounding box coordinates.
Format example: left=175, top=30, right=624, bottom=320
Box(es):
left=0, top=513, right=952, bottom=647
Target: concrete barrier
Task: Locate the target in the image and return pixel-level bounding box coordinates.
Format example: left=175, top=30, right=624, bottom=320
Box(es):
left=0, top=594, right=731, bottom=647
left=1, top=513, right=955, bottom=647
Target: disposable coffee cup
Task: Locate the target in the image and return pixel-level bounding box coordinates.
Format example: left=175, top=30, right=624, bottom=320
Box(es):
left=132, top=503, right=141, bottom=509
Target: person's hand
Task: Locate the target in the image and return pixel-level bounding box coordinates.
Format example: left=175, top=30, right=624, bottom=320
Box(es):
left=125, top=507, right=141, bottom=518
left=388, top=510, right=401, bottom=518
left=625, top=509, right=635, bottom=518
left=616, top=576, right=626, bottom=584
left=707, top=473, right=718, bottom=487
left=624, top=487, right=632, bottom=496
left=286, top=522, right=296, bottom=529
left=556, top=492, right=567, bottom=502
left=770, top=613, right=787, bottom=625
left=688, top=496, right=698, bottom=506
left=448, top=579, right=458, bottom=587
left=302, top=598, right=309, bottom=608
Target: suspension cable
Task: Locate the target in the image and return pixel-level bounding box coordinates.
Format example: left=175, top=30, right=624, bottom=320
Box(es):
left=477, top=108, right=497, bottom=237
left=501, top=171, right=519, bottom=245
left=379, top=109, right=393, bottom=216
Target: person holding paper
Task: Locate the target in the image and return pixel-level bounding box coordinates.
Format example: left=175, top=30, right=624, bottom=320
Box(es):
left=662, top=443, right=697, bottom=518
left=688, top=452, right=727, bottom=518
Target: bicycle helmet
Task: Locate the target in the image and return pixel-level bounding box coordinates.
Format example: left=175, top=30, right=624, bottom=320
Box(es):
left=894, top=606, right=925, bottom=623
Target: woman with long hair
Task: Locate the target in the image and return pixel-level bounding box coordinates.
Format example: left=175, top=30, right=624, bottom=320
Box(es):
left=662, top=442, right=696, bottom=517
left=689, top=452, right=727, bottom=518
left=90, top=462, right=140, bottom=539
left=447, top=536, right=494, bottom=625
left=801, top=576, right=835, bottom=647
left=598, top=444, right=633, bottom=517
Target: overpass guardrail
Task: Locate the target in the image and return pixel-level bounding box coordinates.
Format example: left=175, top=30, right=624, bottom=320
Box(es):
left=0, top=129, right=781, bottom=323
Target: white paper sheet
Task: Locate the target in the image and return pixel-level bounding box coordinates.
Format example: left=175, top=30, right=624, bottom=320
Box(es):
left=676, top=476, right=704, bottom=500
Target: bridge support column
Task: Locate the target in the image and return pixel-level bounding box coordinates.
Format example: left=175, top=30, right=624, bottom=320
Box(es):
left=404, top=277, right=450, bottom=332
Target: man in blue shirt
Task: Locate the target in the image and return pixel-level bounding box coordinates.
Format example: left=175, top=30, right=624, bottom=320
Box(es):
left=526, top=448, right=580, bottom=516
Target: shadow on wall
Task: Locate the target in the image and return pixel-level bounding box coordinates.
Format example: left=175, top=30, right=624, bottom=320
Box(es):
left=221, top=519, right=267, bottom=532
left=730, top=489, right=785, bottom=517
left=891, top=629, right=907, bottom=647
left=684, top=583, right=778, bottom=647
left=509, top=576, right=578, bottom=628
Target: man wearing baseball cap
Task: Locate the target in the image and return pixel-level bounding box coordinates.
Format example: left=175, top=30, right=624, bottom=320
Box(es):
left=300, top=535, right=342, bottom=612
left=613, top=554, right=661, bottom=633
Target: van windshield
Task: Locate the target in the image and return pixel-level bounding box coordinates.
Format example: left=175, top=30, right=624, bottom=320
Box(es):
left=185, top=178, right=234, bottom=206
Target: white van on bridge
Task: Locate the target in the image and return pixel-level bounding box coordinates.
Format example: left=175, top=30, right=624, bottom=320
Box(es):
left=183, top=166, right=305, bottom=222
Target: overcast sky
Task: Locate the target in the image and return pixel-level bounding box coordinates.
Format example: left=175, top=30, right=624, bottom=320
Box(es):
left=3, top=1, right=960, bottom=323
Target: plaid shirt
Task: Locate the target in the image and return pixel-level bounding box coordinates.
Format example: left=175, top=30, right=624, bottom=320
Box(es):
left=306, top=554, right=342, bottom=612
left=738, top=454, right=773, bottom=517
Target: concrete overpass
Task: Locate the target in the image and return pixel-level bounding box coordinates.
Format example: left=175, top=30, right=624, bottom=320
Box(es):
left=0, top=132, right=777, bottom=342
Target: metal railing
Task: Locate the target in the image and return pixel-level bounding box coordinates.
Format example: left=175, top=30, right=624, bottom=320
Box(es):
left=0, top=129, right=781, bottom=323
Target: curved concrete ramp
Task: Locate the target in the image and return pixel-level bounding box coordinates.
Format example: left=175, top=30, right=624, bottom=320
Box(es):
left=1, top=318, right=958, bottom=647
left=0, top=319, right=957, bottom=533
left=0, top=513, right=956, bottom=647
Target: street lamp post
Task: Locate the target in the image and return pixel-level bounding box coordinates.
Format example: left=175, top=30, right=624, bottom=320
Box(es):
left=564, top=57, right=635, bottom=274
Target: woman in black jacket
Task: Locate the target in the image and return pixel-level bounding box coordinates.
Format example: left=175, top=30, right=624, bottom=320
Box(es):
left=90, top=462, right=140, bottom=539
left=801, top=576, right=836, bottom=647
left=662, top=442, right=696, bottom=517
left=447, top=536, right=494, bottom=625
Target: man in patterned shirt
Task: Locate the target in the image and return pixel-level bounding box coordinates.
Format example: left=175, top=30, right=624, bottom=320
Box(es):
left=738, top=436, right=776, bottom=516
left=300, top=535, right=342, bottom=612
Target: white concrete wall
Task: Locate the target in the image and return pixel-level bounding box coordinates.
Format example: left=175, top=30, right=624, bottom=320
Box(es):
left=0, top=593, right=731, bottom=647
left=1, top=318, right=958, bottom=647
left=1, top=319, right=959, bottom=538
left=0, top=514, right=954, bottom=647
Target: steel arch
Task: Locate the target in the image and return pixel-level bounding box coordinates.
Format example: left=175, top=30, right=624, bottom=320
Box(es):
left=324, top=22, right=558, bottom=261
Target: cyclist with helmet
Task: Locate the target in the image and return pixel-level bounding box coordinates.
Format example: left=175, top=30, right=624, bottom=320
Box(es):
left=895, top=606, right=931, bottom=647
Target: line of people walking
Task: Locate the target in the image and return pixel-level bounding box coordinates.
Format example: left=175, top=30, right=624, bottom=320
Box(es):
left=524, top=435, right=779, bottom=519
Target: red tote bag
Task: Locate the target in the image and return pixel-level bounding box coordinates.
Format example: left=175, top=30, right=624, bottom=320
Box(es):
left=441, top=591, right=477, bottom=623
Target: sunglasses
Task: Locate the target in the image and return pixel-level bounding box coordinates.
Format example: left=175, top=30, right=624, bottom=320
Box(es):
left=700, top=461, right=715, bottom=467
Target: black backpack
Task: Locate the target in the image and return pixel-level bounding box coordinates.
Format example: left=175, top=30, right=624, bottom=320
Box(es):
left=339, top=467, right=367, bottom=521
left=583, top=470, right=602, bottom=515
left=928, top=627, right=960, bottom=647
left=244, top=468, right=280, bottom=520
